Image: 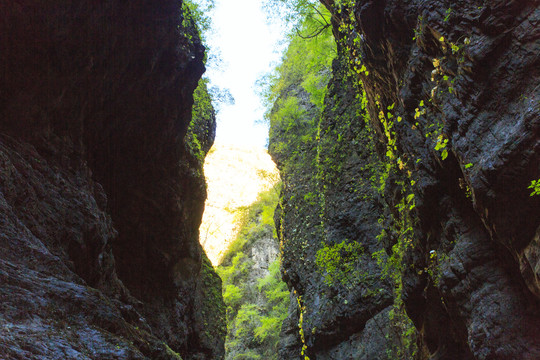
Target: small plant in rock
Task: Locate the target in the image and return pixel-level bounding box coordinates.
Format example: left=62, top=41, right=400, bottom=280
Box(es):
left=434, top=134, right=449, bottom=160
left=443, top=7, right=453, bottom=22
left=529, top=179, right=540, bottom=196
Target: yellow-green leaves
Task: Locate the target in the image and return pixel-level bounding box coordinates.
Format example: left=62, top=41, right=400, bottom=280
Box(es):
left=529, top=179, right=540, bottom=196
left=414, top=102, right=426, bottom=119
left=434, top=135, right=449, bottom=160
left=316, top=241, right=364, bottom=287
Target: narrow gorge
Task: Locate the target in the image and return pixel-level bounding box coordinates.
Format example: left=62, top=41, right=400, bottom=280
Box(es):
left=1, top=0, right=539, bottom=360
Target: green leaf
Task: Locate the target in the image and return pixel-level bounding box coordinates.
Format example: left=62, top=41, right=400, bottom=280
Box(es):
left=441, top=149, right=448, bottom=160
left=529, top=179, right=540, bottom=196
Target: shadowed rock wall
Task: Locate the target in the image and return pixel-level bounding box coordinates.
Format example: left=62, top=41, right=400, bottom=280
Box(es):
left=0, top=1, right=224, bottom=359
left=344, top=0, right=540, bottom=358
left=272, top=0, right=540, bottom=359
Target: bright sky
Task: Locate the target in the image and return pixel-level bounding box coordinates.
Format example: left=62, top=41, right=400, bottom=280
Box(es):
left=204, top=0, right=289, bottom=149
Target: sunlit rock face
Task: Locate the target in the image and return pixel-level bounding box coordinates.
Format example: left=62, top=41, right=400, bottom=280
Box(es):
left=200, top=143, right=279, bottom=265
left=271, top=0, right=540, bottom=359
left=0, top=1, right=225, bottom=359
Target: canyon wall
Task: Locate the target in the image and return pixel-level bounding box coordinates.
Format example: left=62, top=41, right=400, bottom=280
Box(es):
left=0, top=1, right=224, bottom=359
left=271, top=0, right=540, bottom=359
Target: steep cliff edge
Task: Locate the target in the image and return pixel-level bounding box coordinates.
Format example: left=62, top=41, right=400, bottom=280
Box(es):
left=270, top=1, right=539, bottom=359
left=270, top=38, right=406, bottom=359
left=0, top=1, right=224, bottom=359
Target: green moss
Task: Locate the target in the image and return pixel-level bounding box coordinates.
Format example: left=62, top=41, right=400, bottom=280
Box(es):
left=186, top=78, right=215, bottom=162
left=197, top=253, right=226, bottom=351
left=315, top=240, right=365, bottom=288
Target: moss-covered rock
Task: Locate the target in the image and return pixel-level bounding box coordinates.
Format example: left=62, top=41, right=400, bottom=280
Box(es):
left=268, top=0, right=540, bottom=359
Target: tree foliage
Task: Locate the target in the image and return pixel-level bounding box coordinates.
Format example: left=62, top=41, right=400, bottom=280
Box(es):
left=217, top=184, right=289, bottom=360
left=183, top=0, right=215, bottom=37
left=260, top=5, right=335, bottom=171
left=263, top=0, right=331, bottom=37
left=261, top=3, right=335, bottom=111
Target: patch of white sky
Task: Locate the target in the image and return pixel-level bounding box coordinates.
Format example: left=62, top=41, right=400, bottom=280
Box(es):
left=202, top=0, right=291, bottom=149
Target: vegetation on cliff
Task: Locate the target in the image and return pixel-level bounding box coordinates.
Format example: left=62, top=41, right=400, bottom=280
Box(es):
left=199, top=144, right=279, bottom=265
left=264, top=0, right=540, bottom=359
left=263, top=3, right=334, bottom=168
left=263, top=2, right=407, bottom=358
left=217, top=184, right=289, bottom=360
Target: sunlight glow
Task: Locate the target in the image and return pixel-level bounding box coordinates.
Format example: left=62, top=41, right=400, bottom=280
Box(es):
left=204, top=0, right=289, bottom=149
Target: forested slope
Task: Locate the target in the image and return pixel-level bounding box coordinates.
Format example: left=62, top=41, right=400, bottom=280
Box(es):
left=217, top=185, right=289, bottom=360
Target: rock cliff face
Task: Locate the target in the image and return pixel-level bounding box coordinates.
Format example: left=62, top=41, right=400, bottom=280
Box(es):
left=272, top=53, right=404, bottom=360
left=0, top=1, right=224, bottom=359
left=271, top=0, right=540, bottom=359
